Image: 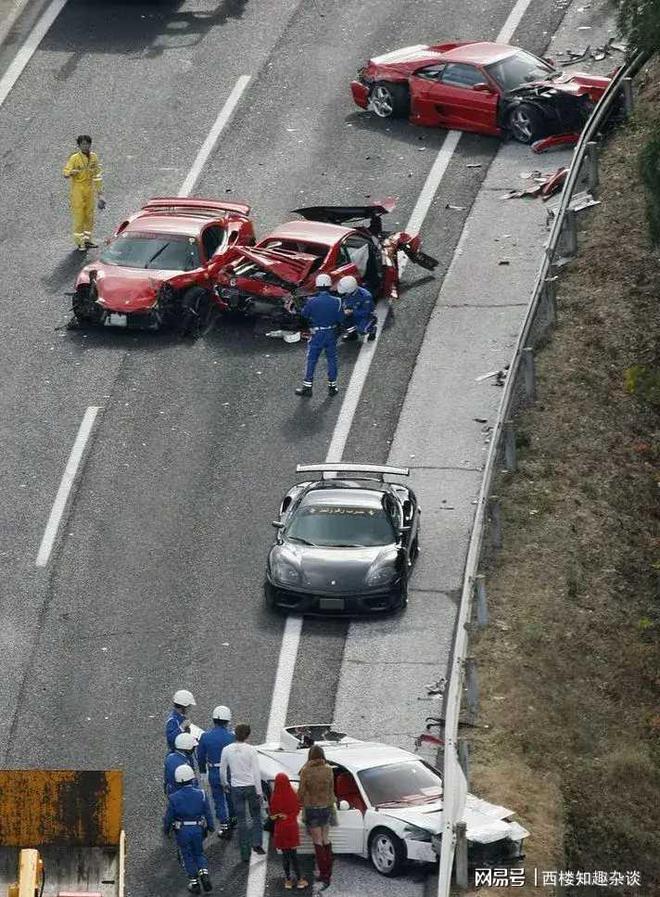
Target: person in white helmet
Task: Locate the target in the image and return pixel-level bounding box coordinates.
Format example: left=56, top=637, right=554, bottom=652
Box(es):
left=164, top=764, right=214, bottom=894
left=166, top=689, right=196, bottom=750
left=337, top=275, right=377, bottom=342
left=295, top=272, right=344, bottom=398
left=164, top=732, right=199, bottom=795
left=197, top=705, right=236, bottom=838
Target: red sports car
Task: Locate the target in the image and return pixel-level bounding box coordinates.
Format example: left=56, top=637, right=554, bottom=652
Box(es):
left=71, top=197, right=255, bottom=334
left=351, top=41, right=610, bottom=143
left=212, top=200, right=437, bottom=326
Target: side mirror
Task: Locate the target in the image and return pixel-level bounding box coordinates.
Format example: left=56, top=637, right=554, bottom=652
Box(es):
left=272, top=520, right=284, bottom=529
left=472, top=81, right=494, bottom=92
left=338, top=800, right=350, bottom=811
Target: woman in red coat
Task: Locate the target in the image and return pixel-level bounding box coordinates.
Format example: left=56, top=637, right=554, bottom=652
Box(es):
left=269, top=772, right=309, bottom=889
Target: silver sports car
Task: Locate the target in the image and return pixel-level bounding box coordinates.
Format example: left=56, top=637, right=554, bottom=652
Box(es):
left=265, top=464, right=420, bottom=614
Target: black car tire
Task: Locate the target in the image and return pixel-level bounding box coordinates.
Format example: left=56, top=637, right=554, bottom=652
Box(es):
left=72, top=284, right=105, bottom=326
left=369, top=82, right=410, bottom=119
left=179, top=286, right=215, bottom=338
left=507, top=103, right=547, bottom=144
left=368, top=827, right=407, bottom=876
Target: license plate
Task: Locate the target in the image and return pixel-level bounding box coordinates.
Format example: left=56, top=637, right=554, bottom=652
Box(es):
left=106, top=313, right=127, bottom=328
left=319, top=598, right=345, bottom=611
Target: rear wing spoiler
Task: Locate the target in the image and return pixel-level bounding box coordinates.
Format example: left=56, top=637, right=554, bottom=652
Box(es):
left=0, top=770, right=123, bottom=847
left=291, top=198, right=396, bottom=225
left=296, top=463, right=409, bottom=480
left=142, top=197, right=251, bottom=218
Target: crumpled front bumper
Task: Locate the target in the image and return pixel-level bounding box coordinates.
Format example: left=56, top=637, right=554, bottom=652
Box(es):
left=350, top=80, right=370, bottom=109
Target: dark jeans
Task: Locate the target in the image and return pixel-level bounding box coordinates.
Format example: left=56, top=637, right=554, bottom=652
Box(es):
left=231, top=785, right=262, bottom=851
left=282, top=849, right=300, bottom=880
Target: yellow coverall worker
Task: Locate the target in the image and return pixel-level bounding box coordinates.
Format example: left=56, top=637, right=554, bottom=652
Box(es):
left=63, top=148, right=104, bottom=249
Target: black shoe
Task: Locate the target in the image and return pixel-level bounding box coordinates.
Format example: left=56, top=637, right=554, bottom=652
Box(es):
left=252, top=845, right=266, bottom=855
left=328, top=384, right=338, bottom=397
left=367, top=330, right=376, bottom=342
left=295, top=385, right=313, bottom=397
left=85, top=240, right=98, bottom=249
left=228, top=816, right=238, bottom=829
left=199, top=870, right=213, bottom=892
left=342, top=331, right=358, bottom=342
left=188, top=879, right=201, bottom=894
left=217, top=824, right=231, bottom=840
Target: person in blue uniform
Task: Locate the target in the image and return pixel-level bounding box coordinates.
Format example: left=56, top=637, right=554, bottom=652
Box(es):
left=337, top=275, right=377, bottom=342
left=164, top=732, right=198, bottom=795
left=164, top=764, right=215, bottom=894
left=166, top=689, right=196, bottom=750
left=295, top=273, right=344, bottom=398
left=197, top=704, right=236, bottom=838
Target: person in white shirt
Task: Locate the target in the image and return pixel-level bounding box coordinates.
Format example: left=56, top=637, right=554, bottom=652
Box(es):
left=220, top=723, right=264, bottom=861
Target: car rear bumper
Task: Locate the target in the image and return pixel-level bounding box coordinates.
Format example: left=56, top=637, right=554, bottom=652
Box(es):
left=265, top=579, right=404, bottom=615
left=350, top=81, right=370, bottom=109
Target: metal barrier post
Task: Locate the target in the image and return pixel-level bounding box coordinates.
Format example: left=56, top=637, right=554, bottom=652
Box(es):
left=522, top=347, right=536, bottom=401
left=585, top=141, right=599, bottom=193
left=489, top=496, right=502, bottom=549
left=544, top=277, right=557, bottom=326
left=465, top=656, right=479, bottom=721
left=558, top=208, right=578, bottom=260
left=475, top=573, right=488, bottom=627
left=503, top=420, right=517, bottom=472
left=458, top=738, right=470, bottom=786
left=455, top=822, right=469, bottom=888
left=622, top=77, right=634, bottom=117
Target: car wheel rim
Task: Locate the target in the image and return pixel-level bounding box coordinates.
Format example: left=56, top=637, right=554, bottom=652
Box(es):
left=510, top=109, right=532, bottom=141
left=372, top=835, right=396, bottom=873
left=370, top=86, right=393, bottom=118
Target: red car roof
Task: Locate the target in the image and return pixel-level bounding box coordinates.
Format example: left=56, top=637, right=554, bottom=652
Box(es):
left=264, top=220, right=353, bottom=246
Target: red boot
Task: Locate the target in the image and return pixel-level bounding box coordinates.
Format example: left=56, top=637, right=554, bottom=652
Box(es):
left=323, top=843, right=333, bottom=883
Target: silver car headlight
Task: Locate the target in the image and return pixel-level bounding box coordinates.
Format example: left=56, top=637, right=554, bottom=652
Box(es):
left=403, top=825, right=433, bottom=842
left=366, top=563, right=397, bottom=587
left=272, top=557, right=302, bottom=585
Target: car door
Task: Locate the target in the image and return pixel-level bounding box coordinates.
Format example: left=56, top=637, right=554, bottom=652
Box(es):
left=330, top=767, right=368, bottom=854
left=414, top=62, right=499, bottom=134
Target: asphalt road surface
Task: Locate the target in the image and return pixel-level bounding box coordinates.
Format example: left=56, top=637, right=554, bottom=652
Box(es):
left=0, top=0, right=574, bottom=894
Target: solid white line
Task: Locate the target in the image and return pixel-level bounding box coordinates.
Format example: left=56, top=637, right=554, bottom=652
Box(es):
left=35, top=406, right=99, bottom=567
left=0, top=0, right=32, bottom=53
left=0, top=0, right=68, bottom=109
left=178, top=75, right=251, bottom=198
left=497, top=0, right=535, bottom=42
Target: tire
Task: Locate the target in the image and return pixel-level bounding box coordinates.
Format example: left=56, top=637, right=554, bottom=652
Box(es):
left=179, top=286, right=215, bottom=338
left=368, top=827, right=407, bottom=876
left=72, top=284, right=105, bottom=326
left=507, top=103, right=547, bottom=144
left=369, top=82, right=410, bottom=119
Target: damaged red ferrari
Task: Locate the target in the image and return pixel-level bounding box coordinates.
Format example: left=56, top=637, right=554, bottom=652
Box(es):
left=71, top=197, right=255, bottom=335
left=212, top=199, right=437, bottom=326
left=351, top=41, right=610, bottom=143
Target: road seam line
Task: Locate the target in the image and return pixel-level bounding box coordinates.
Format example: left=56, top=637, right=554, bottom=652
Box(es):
left=35, top=406, right=100, bottom=567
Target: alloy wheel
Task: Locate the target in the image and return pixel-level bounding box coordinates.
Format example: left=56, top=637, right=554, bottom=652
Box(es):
left=370, top=86, right=394, bottom=118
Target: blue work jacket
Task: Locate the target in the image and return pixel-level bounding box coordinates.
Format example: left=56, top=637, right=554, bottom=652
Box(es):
left=301, top=290, right=344, bottom=329
left=164, top=749, right=197, bottom=794
left=163, top=784, right=214, bottom=834
left=197, top=726, right=235, bottom=783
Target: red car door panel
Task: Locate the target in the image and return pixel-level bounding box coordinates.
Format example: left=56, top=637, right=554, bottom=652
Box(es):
left=410, top=63, right=499, bottom=135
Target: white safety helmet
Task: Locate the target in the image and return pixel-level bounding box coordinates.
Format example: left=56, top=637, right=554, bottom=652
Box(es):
left=337, top=275, right=358, bottom=296
left=174, top=732, right=197, bottom=751
left=173, top=689, right=196, bottom=708
left=212, top=705, right=232, bottom=722
left=315, top=273, right=332, bottom=288
left=174, top=764, right=196, bottom=784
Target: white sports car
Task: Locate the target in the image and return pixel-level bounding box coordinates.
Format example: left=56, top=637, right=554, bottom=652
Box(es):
left=256, top=725, right=529, bottom=876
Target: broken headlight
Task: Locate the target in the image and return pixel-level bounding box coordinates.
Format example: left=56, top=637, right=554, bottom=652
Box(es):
left=403, top=825, right=433, bottom=842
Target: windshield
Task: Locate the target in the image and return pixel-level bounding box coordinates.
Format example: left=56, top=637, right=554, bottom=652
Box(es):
left=357, top=761, right=443, bottom=808
left=486, top=49, right=556, bottom=92
left=285, top=505, right=395, bottom=548
left=100, top=233, right=201, bottom=271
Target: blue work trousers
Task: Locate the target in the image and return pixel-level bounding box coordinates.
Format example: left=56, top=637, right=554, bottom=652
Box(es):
left=175, top=825, right=208, bottom=877
left=350, top=311, right=377, bottom=335
left=231, top=785, right=263, bottom=852
left=210, top=778, right=233, bottom=824
left=304, top=329, right=338, bottom=385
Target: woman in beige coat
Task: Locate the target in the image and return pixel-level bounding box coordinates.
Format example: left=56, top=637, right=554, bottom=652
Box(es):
left=297, top=745, right=335, bottom=890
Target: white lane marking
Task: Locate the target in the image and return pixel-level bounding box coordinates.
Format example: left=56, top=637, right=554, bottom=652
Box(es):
left=0, top=0, right=68, bottom=109
left=178, top=75, right=251, bottom=197
left=35, top=406, right=99, bottom=567
left=0, top=0, right=33, bottom=53
left=497, top=0, right=535, bottom=42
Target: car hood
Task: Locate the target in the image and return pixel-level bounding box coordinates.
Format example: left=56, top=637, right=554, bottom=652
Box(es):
left=77, top=264, right=180, bottom=312
left=379, top=794, right=529, bottom=845
left=226, top=247, right=319, bottom=287
left=270, top=542, right=398, bottom=592
left=523, top=71, right=610, bottom=96
left=368, top=44, right=444, bottom=75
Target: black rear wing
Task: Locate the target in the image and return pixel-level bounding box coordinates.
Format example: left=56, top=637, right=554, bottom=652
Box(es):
left=291, top=198, right=396, bottom=225
left=296, top=463, right=409, bottom=481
